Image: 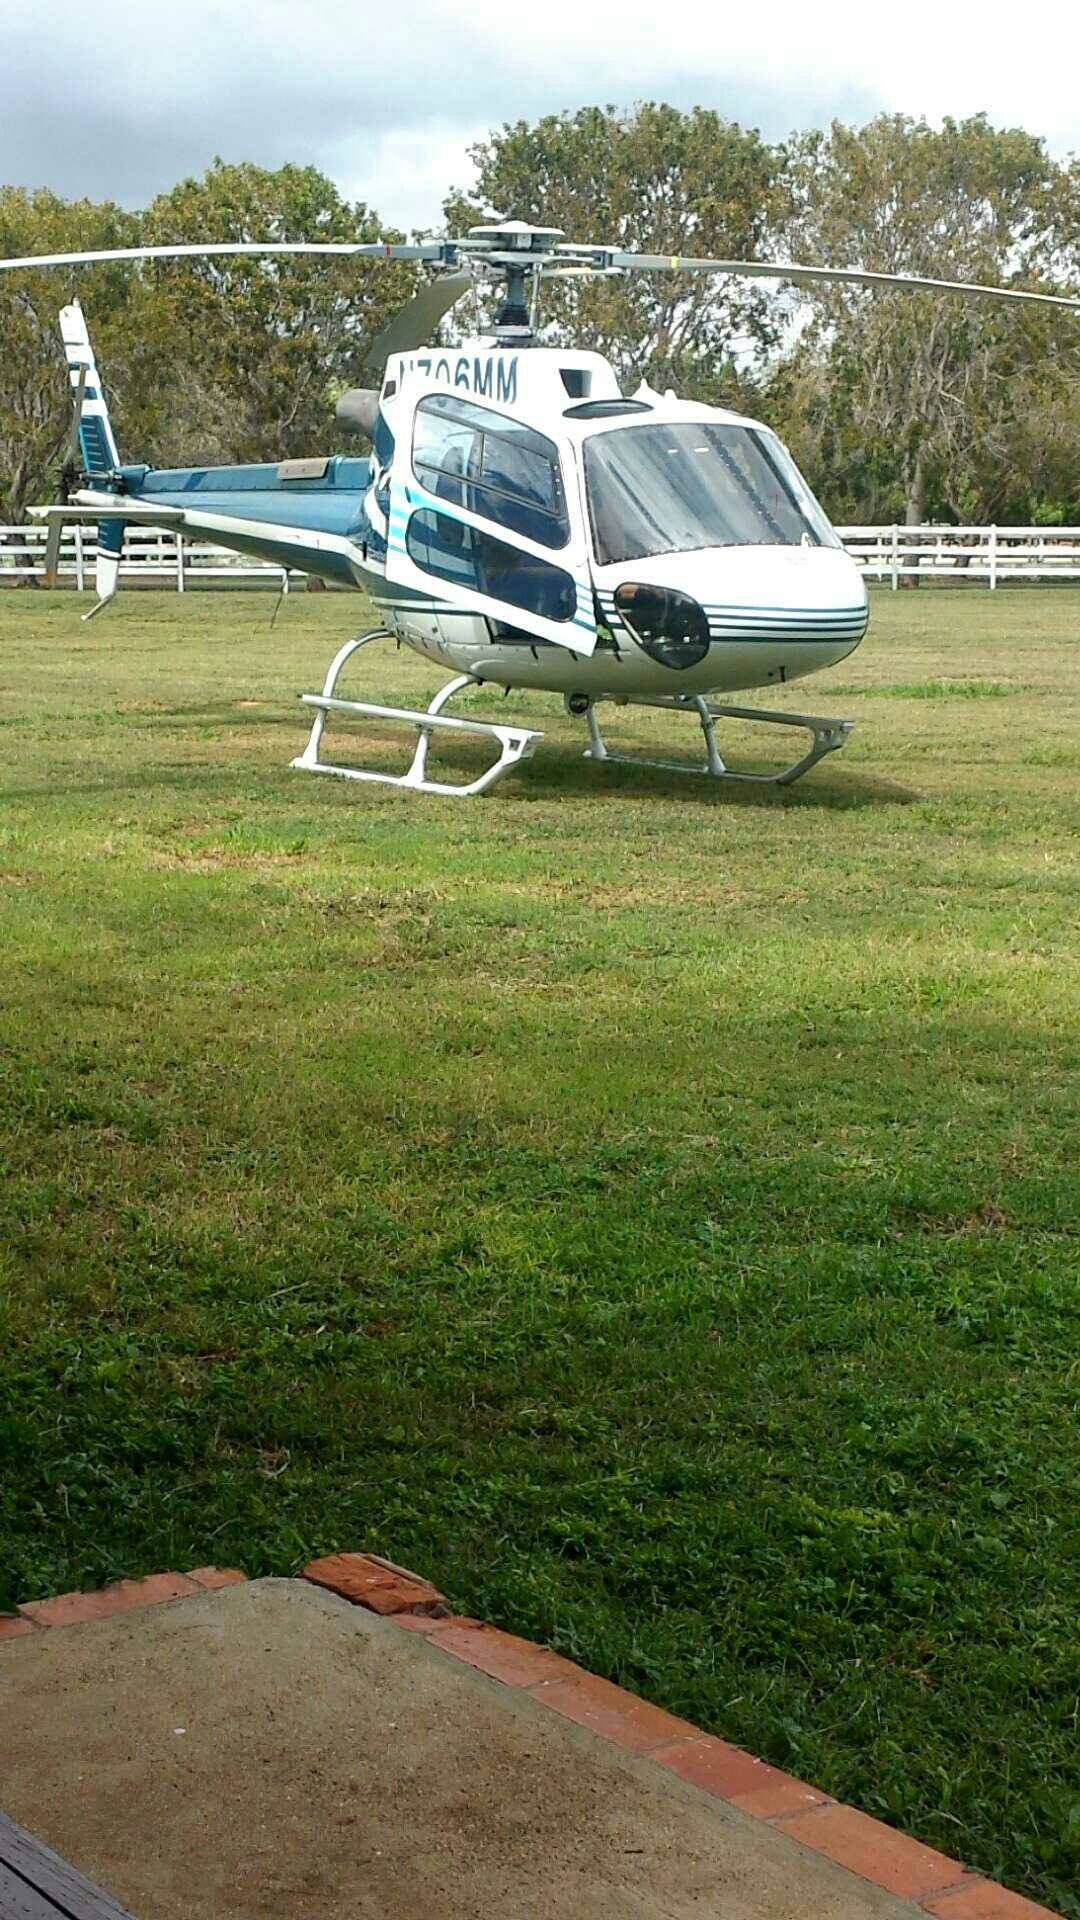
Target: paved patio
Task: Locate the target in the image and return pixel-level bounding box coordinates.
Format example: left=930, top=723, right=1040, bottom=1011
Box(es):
left=0, top=1568, right=1054, bottom=1920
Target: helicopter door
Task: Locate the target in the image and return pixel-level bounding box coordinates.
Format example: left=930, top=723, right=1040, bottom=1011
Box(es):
left=384, top=385, right=597, bottom=656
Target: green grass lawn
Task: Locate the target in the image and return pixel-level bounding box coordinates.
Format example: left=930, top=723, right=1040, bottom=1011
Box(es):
left=2, top=584, right=1077, bottom=1911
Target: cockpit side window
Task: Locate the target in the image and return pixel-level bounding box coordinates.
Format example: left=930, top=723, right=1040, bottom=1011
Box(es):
left=412, top=393, right=570, bottom=550
left=584, top=423, right=842, bottom=565
left=405, top=509, right=576, bottom=621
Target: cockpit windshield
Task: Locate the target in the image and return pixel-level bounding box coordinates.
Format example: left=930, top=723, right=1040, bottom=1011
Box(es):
left=584, top=422, right=841, bottom=565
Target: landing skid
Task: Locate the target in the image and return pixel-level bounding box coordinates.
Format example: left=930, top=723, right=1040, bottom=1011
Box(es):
left=580, top=694, right=853, bottom=786
left=291, top=632, right=852, bottom=799
left=291, top=630, right=541, bottom=797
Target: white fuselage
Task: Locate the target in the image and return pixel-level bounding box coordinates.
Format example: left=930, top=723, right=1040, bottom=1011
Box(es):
left=359, top=341, right=869, bottom=700
left=375, top=543, right=865, bottom=699
left=68, top=337, right=869, bottom=705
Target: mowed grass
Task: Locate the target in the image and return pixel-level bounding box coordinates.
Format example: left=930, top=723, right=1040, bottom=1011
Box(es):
left=1, top=584, right=1077, bottom=1911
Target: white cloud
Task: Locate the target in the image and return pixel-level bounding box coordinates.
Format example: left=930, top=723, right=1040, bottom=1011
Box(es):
left=2, top=0, right=1076, bottom=231
left=334, top=124, right=485, bottom=234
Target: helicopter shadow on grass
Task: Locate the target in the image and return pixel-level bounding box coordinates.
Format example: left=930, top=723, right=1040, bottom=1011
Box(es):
left=506, top=742, right=919, bottom=810
left=0, top=698, right=919, bottom=811
left=1, top=746, right=918, bottom=812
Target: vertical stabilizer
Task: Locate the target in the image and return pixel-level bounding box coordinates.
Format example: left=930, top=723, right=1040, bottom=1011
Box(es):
left=59, top=300, right=124, bottom=616
left=59, top=300, right=120, bottom=475
left=82, top=519, right=123, bottom=621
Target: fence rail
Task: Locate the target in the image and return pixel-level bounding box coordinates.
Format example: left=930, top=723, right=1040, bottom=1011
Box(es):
left=835, top=524, right=1080, bottom=587
left=3, top=522, right=1080, bottom=591
left=0, top=524, right=294, bottom=591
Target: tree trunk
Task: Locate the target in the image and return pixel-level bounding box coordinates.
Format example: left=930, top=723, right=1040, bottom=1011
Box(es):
left=901, top=453, right=926, bottom=588
left=4, top=465, right=40, bottom=587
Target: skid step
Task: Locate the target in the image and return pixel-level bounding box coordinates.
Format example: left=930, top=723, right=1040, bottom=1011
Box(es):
left=291, top=634, right=541, bottom=797
left=584, top=694, right=854, bottom=786
left=301, top=691, right=540, bottom=744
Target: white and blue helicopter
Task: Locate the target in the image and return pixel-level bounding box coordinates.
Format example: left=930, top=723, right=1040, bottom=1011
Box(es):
left=8, top=221, right=1079, bottom=796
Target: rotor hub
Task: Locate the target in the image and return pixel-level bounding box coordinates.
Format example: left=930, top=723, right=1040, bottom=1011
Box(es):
left=466, top=221, right=566, bottom=255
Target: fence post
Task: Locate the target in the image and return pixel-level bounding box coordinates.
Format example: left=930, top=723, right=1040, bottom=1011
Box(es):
left=176, top=532, right=185, bottom=594
left=891, top=524, right=899, bottom=591
left=989, top=524, right=998, bottom=591
left=282, top=567, right=290, bottom=594
left=74, top=522, right=85, bottom=592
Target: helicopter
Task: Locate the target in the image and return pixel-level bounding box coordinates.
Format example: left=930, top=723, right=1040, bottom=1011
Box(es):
left=7, top=220, right=1079, bottom=796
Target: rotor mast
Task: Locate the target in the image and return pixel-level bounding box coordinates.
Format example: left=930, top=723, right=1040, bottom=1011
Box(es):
left=465, top=222, right=569, bottom=342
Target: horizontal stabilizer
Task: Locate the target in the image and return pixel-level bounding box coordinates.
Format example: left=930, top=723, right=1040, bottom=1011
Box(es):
left=31, top=501, right=186, bottom=526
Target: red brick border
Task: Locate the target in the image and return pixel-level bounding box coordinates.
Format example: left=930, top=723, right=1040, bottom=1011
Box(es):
left=3, top=1567, right=246, bottom=1636
left=298, top=1552, right=1063, bottom=1920
left=3, top=1553, right=1061, bottom=1920
left=303, top=1551, right=450, bottom=1618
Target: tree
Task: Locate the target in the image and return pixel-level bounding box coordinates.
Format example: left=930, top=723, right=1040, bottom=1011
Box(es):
left=780, top=115, right=1076, bottom=528
left=4, top=133, right=1075, bottom=533
left=0, top=162, right=418, bottom=526
left=0, top=188, right=142, bottom=523
left=142, top=160, right=417, bottom=464
left=768, top=295, right=1080, bottom=528
left=444, top=104, right=786, bottom=405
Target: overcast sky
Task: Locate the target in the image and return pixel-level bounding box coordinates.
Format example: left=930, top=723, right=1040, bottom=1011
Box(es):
left=4, top=1, right=1077, bottom=234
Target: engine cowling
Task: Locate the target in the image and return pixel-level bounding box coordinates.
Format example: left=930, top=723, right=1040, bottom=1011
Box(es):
left=335, top=387, right=380, bottom=439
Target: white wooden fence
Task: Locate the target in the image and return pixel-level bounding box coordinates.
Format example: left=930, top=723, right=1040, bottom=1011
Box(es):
left=0, top=524, right=295, bottom=591
left=836, top=525, right=1080, bottom=588
left=3, top=521, right=1080, bottom=591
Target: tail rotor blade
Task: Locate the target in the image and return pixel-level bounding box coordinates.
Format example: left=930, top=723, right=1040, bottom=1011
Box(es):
left=45, top=365, right=89, bottom=584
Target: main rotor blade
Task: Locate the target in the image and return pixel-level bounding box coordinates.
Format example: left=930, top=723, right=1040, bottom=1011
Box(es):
left=364, top=273, right=473, bottom=374
left=0, top=240, right=445, bottom=274
left=604, top=253, right=1080, bottom=312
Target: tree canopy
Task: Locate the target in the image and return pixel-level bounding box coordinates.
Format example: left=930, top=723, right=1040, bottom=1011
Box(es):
left=444, top=104, right=787, bottom=406
left=0, top=188, right=140, bottom=523
left=1, top=115, right=1077, bottom=528
left=0, top=161, right=416, bottom=520
left=142, top=161, right=417, bottom=464
left=775, top=114, right=1080, bottom=524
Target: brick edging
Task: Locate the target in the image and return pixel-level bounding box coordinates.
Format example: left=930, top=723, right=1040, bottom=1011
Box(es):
left=1, top=1566, right=246, bottom=1638
left=298, top=1552, right=1062, bottom=1920
left=3, top=1553, right=1060, bottom=1920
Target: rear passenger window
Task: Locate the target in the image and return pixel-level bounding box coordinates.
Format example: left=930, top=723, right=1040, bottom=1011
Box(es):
left=405, top=509, right=576, bottom=621
left=413, top=394, right=570, bottom=549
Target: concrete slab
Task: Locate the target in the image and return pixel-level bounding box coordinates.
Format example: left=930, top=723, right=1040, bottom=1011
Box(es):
left=0, top=1577, right=918, bottom=1920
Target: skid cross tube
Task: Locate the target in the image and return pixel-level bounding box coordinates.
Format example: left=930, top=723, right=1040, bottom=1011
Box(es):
left=291, top=631, right=542, bottom=797
left=581, top=694, right=854, bottom=785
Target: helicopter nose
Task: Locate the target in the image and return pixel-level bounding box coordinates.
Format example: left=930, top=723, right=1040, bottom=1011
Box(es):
left=704, top=546, right=868, bottom=659
left=603, top=545, right=869, bottom=666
